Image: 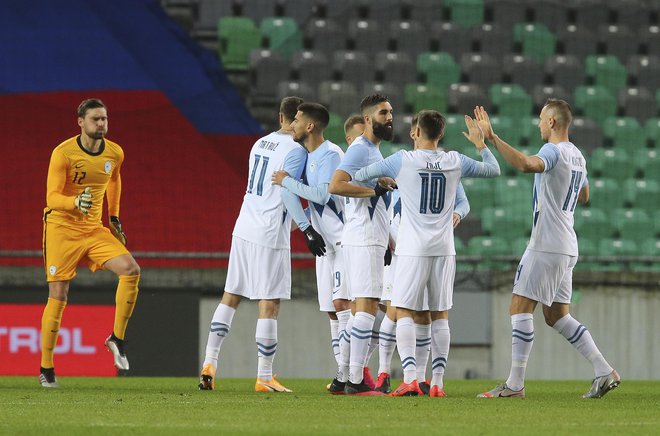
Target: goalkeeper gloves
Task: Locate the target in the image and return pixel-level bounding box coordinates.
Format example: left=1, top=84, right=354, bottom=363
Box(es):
left=384, top=246, right=392, bottom=266
left=303, top=226, right=326, bottom=257
left=110, top=216, right=128, bottom=246
left=74, top=187, right=93, bottom=215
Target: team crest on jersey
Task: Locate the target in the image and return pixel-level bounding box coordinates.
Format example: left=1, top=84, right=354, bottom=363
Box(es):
left=49, top=265, right=57, bottom=276
left=104, top=161, right=113, bottom=173
left=309, top=160, right=316, bottom=172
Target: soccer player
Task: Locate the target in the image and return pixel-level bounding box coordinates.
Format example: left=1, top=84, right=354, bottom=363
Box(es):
left=354, top=110, right=501, bottom=396
left=198, top=97, right=326, bottom=393
left=328, top=94, right=395, bottom=395
left=344, top=115, right=365, bottom=146
left=474, top=101, right=620, bottom=399
left=40, top=98, right=140, bottom=388
left=270, top=102, right=351, bottom=386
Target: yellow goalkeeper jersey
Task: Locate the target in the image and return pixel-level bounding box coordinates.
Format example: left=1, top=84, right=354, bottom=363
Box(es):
left=44, top=135, right=124, bottom=229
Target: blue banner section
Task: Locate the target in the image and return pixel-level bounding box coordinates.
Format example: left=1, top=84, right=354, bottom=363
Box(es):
left=0, top=0, right=261, bottom=134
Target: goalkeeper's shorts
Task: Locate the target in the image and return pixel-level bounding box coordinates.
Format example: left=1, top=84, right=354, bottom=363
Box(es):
left=43, top=222, right=129, bottom=282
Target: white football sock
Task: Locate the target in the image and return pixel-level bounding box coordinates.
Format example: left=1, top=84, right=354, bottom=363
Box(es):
left=430, top=319, right=450, bottom=388
left=553, top=313, right=613, bottom=377
left=396, top=317, right=417, bottom=384
left=336, top=310, right=352, bottom=382
left=365, top=308, right=385, bottom=366
left=506, top=313, right=534, bottom=391
left=378, top=315, right=397, bottom=374
left=415, top=323, right=432, bottom=382
left=203, top=304, right=235, bottom=369
left=329, top=319, right=340, bottom=365
left=349, top=312, right=375, bottom=384
left=255, top=318, right=277, bottom=381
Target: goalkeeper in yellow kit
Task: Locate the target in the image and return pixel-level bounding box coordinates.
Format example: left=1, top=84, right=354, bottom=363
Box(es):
left=39, top=98, right=140, bottom=387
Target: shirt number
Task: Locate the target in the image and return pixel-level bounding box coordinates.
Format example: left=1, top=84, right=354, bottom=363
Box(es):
left=562, top=170, right=583, bottom=212
left=247, top=154, right=270, bottom=196
left=419, top=172, right=446, bottom=214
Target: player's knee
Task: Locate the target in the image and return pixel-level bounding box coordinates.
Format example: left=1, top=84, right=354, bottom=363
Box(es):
left=122, top=260, right=140, bottom=276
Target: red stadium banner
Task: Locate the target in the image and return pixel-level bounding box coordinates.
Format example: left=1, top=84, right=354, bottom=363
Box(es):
left=0, top=304, right=117, bottom=376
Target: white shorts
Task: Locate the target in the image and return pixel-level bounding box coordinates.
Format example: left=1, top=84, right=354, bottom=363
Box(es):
left=512, top=248, right=577, bottom=307
left=316, top=247, right=349, bottom=312
left=225, top=236, right=291, bottom=300
left=343, top=245, right=385, bottom=299
left=383, top=254, right=430, bottom=310
left=392, top=255, right=455, bottom=312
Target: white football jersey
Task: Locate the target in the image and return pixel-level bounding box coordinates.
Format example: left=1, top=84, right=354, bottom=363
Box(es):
left=528, top=141, right=587, bottom=256
left=337, top=136, right=392, bottom=248
left=232, top=131, right=307, bottom=249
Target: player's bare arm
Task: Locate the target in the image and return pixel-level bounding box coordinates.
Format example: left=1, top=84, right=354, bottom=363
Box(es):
left=329, top=169, right=376, bottom=198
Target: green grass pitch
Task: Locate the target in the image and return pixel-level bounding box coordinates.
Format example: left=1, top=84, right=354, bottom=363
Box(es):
left=1, top=377, right=658, bottom=435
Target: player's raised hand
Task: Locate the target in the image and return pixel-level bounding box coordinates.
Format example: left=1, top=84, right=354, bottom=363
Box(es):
left=474, top=106, right=494, bottom=141
left=110, top=216, right=128, bottom=246
left=74, top=187, right=93, bottom=215
left=303, top=225, right=326, bottom=257
left=271, top=170, right=290, bottom=186
left=462, top=115, right=487, bottom=150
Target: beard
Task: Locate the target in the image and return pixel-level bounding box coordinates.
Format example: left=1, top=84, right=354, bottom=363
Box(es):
left=293, top=130, right=308, bottom=143
left=87, top=128, right=105, bottom=139
left=373, top=120, right=393, bottom=141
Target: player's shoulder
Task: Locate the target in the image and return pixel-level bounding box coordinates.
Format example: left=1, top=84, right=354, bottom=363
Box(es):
left=103, top=138, right=124, bottom=159
left=52, top=136, right=79, bottom=154
left=324, top=140, right=345, bottom=157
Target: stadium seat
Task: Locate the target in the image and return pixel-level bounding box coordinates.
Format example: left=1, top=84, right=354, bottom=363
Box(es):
left=569, top=117, right=603, bottom=156
left=364, top=0, right=402, bottom=23
left=391, top=21, right=429, bottom=62
left=599, top=238, right=638, bottom=257
left=241, top=0, right=281, bottom=28
left=467, top=236, right=511, bottom=270
left=618, top=87, right=657, bottom=123
left=517, top=115, right=540, bottom=146
left=439, top=113, right=468, bottom=150
left=489, top=115, right=523, bottom=153
left=405, top=0, right=444, bottom=26
left=482, top=207, right=532, bottom=240
left=473, top=23, right=514, bottom=57
left=633, top=147, right=660, bottom=178
left=260, top=17, right=302, bottom=59
left=195, top=0, right=236, bottom=33
left=644, top=118, right=660, bottom=147
left=430, top=22, right=473, bottom=60
left=530, top=0, right=568, bottom=32
left=589, top=148, right=633, bottom=181
left=361, top=82, right=404, bottom=115
left=418, top=52, right=461, bottom=90
left=556, top=24, right=598, bottom=60
left=602, top=116, right=646, bottom=153
left=611, top=0, right=651, bottom=29
left=513, top=23, right=556, bottom=63
left=460, top=53, right=502, bottom=89
left=486, top=0, right=529, bottom=29
left=317, top=81, right=360, bottom=120
left=573, top=0, right=610, bottom=32
left=282, top=0, right=321, bottom=26
left=531, top=85, right=572, bottom=112
left=218, top=17, right=262, bottom=71
left=348, top=19, right=387, bottom=53
left=404, top=83, right=448, bottom=114
left=489, top=84, right=533, bottom=118
left=631, top=238, right=660, bottom=272
left=324, top=111, right=347, bottom=148
left=376, top=52, right=417, bottom=86
left=640, top=239, right=660, bottom=256
left=304, top=19, right=346, bottom=56
left=585, top=178, right=623, bottom=211
left=544, top=55, right=585, bottom=91
left=276, top=80, right=315, bottom=104
left=585, top=55, right=628, bottom=95
left=623, top=180, right=660, bottom=215
left=574, top=86, right=617, bottom=125
left=627, top=55, right=660, bottom=92
left=393, top=113, right=414, bottom=144
left=460, top=177, right=495, bottom=212
left=445, top=0, right=485, bottom=28
left=334, top=50, right=373, bottom=89
left=598, top=24, right=639, bottom=62
left=448, top=83, right=489, bottom=115
left=249, top=49, right=289, bottom=102
left=639, top=25, right=660, bottom=58
left=494, top=177, right=533, bottom=211
left=292, top=50, right=331, bottom=84
left=502, top=55, right=544, bottom=94
left=574, top=207, right=614, bottom=241
left=320, top=0, right=357, bottom=24
left=510, top=236, right=529, bottom=256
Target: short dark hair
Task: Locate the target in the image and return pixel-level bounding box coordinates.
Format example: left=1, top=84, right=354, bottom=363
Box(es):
left=410, top=112, right=419, bottom=130
left=280, top=96, right=304, bottom=123
left=297, top=102, right=330, bottom=131
left=417, top=110, right=446, bottom=141
left=77, top=98, right=106, bottom=118
left=360, top=94, right=389, bottom=115
left=343, top=115, right=365, bottom=135
left=544, top=98, right=573, bottom=129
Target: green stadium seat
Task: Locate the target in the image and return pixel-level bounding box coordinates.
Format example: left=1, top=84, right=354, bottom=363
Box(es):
left=489, top=84, right=533, bottom=118
left=640, top=239, right=660, bottom=256
left=380, top=142, right=407, bottom=158
left=482, top=207, right=531, bottom=240
left=404, top=83, right=448, bottom=114
left=633, top=148, right=660, bottom=179
left=624, top=179, right=660, bottom=214
left=494, top=177, right=533, bottom=211
left=644, top=118, right=660, bottom=148
left=513, top=23, right=556, bottom=63
left=518, top=116, right=539, bottom=146
left=585, top=55, right=628, bottom=95
left=585, top=178, right=623, bottom=210
left=574, top=237, right=610, bottom=271
left=574, top=86, right=617, bottom=125
left=589, top=148, right=633, bottom=182
left=218, top=17, right=262, bottom=71
left=417, top=52, right=461, bottom=90
left=439, top=113, right=466, bottom=149
left=612, top=208, right=652, bottom=244
left=260, top=17, right=302, bottom=59
left=325, top=112, right=346, bottom=148
left=510, top=237, right=529, bottom=256
left=599, top=238, right=638, bottom=256
left=574, top=207, right=614, bottom=241
left=602, top=117, right=646, bottom=154
left=467, top=236, right=510, bottom=270
left=459, top=177, right=495, bottom=212
left=445, top=0, right=484, bottom=28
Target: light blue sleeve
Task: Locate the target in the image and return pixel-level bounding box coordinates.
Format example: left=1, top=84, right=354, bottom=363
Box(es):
left=354, top=152, right=402, bottom=182
left=282, top=178, right=329, bottom=205
left=453, top=181, right=470, bottom=219
left=281, top=146, right=310, bottom=230
left=535, top=143, right=561, bottom=173
left=459, top=148, right=501, bottom=178
left=337, top=143, right=367, bottom=179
